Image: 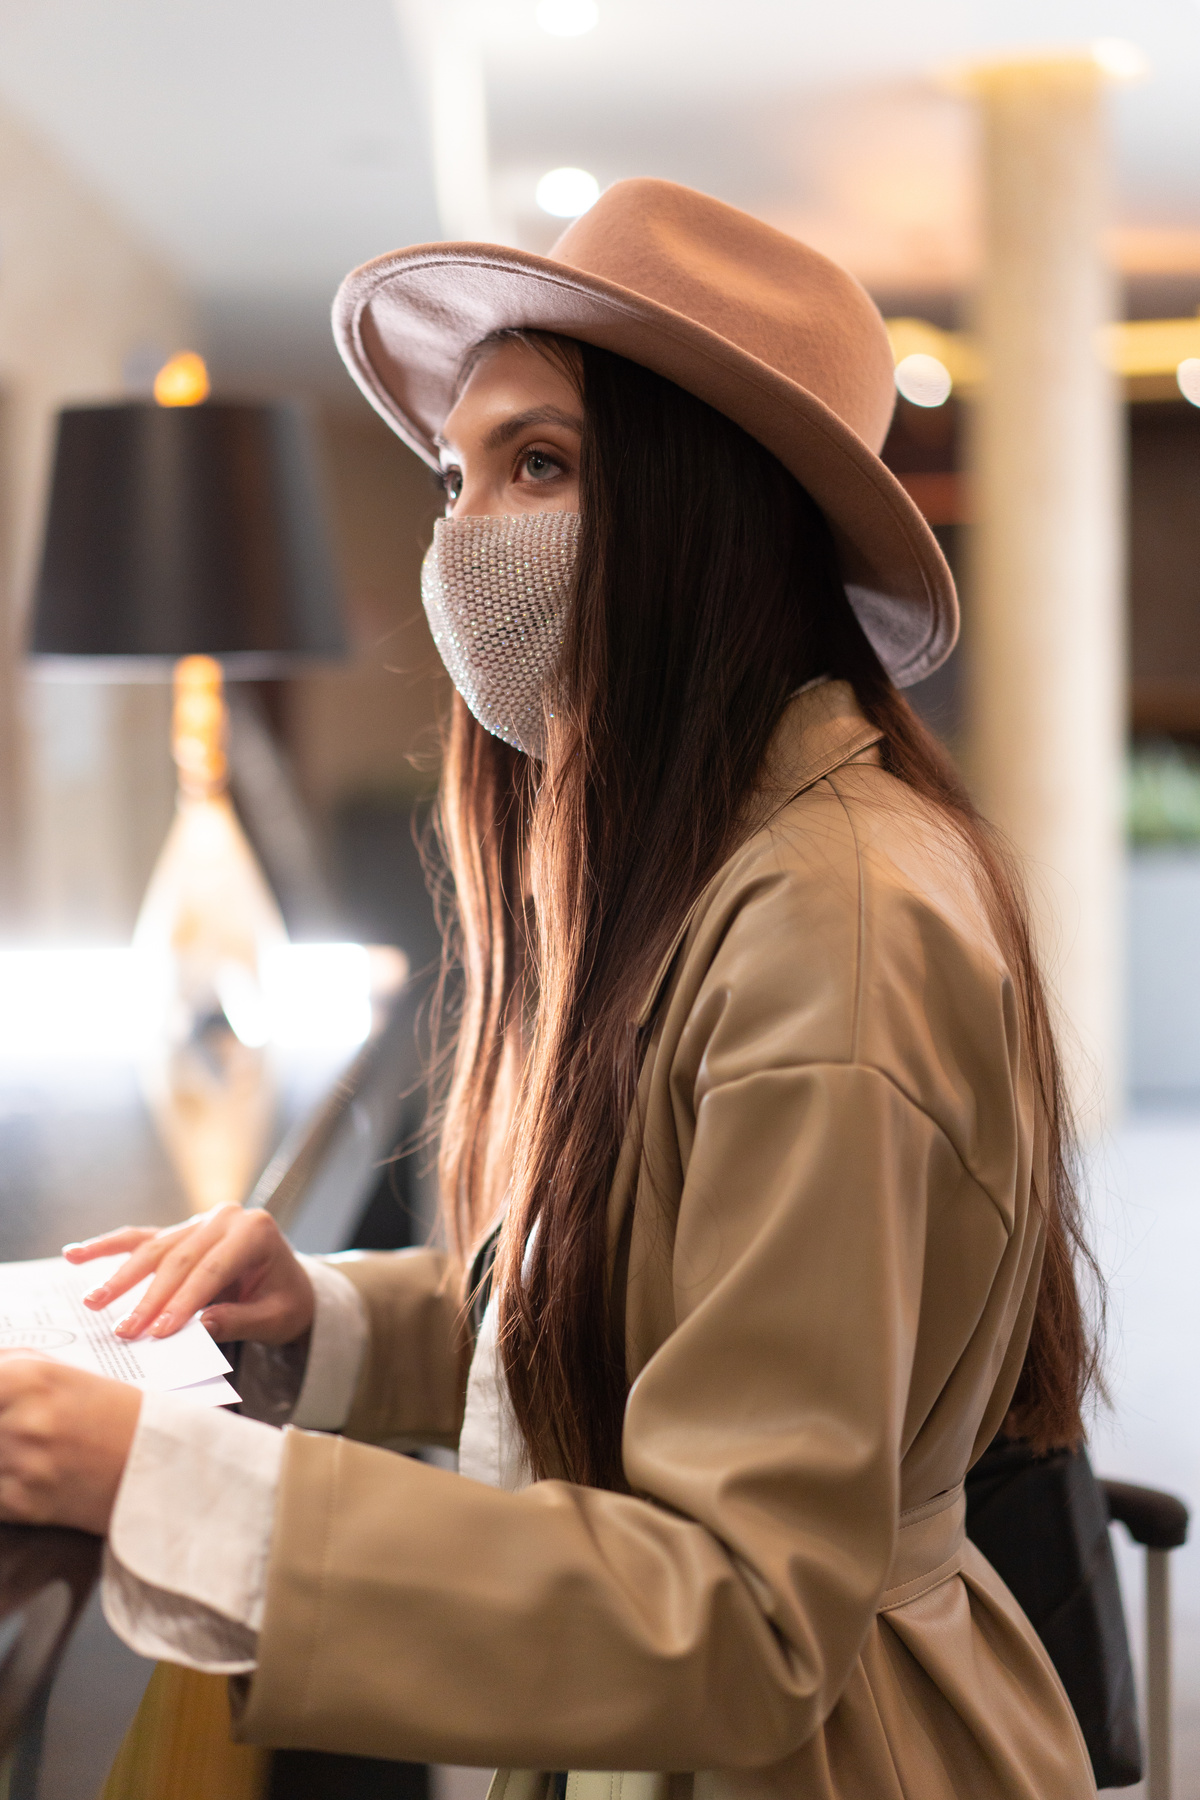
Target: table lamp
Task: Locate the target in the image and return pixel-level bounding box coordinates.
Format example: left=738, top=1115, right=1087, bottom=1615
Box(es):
left=28, top=362, right=348, bottom=1209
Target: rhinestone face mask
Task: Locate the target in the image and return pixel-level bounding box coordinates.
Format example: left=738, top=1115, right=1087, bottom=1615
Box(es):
left=421, top=511, right=580, bottom=758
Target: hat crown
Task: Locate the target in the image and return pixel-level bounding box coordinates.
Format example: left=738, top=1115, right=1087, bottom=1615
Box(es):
left=549, top=179, right=897, bottom=455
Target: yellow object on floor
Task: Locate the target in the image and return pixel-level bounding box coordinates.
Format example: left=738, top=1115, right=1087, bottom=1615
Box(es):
left=100, top=1662, right=268, bottom=1800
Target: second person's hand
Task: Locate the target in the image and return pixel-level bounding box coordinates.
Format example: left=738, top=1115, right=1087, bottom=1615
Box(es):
left=62, top=1206, right=314, bottom=1345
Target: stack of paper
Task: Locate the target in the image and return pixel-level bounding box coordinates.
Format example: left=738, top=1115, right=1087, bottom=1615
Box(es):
left=0, top=1255, right=239, bottom=1405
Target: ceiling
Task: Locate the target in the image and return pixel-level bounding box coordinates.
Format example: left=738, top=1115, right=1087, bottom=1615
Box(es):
left=1, top=0, right=1199, bottom=392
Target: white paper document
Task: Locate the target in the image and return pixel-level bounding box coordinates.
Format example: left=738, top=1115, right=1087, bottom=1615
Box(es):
left=0, top=1255, right=238, bottom=1405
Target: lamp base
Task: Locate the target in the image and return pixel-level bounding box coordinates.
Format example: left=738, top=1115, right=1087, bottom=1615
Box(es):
left=133, top=658, right=288, bottom=1213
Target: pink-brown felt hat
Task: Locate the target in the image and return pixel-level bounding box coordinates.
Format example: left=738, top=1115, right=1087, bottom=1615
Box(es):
left=332, top=178, right=958, bottom=687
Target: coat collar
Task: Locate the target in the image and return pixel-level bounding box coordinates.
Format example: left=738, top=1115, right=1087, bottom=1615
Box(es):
left=744, top=677, right=883, bottom=836
left=634, top=680, right=883, bottom=1029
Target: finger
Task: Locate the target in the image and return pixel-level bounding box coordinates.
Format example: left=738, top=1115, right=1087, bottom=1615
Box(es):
left=112, top=1216, right=235, bottom=1337
left=0, top=1354, right=53, bottom=1409
left=66, top=1207, right=225, bottom=1271
left=143, top=1228, right=275, bottom=1340
left=78, top=1232, right=184, bottom=1311
left=63, top=1228, right=157, bottom=1265
left=199, top=1295, right=304, bottom=1347
left=104, top=1207, right=243, bottom=1332
left=115, top=1211, right=253, bottom=1339
left=70, top=1214, right=220, bottom=1308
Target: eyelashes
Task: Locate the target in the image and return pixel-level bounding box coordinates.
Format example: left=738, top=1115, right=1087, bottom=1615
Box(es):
left=436, top=441, right=574, bottom=506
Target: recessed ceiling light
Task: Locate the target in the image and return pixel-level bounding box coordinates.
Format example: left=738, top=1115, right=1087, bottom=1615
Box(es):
left=536, top=0, right=599, bottom=36
left=536, top=167, right=600, bottom=219
left=894, top=353, right=952, bottom=409
left=1177, top=358, right=1200, bottom=407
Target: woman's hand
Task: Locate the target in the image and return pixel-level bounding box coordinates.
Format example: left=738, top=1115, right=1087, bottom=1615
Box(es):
left=63, top=1206, right=314, bottom=1345
left=0, top=1359, right=140, bottom=1534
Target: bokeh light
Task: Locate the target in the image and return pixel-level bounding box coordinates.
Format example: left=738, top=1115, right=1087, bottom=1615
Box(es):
left=1176, top=358, right=1200, bottom=408
left=894, top=352, right=953, bottom=408
left=153, top=351, right=210, bottom=407
left=536, top=167, right=600, bottom=218
left=536, top=0, right=599, bottom=35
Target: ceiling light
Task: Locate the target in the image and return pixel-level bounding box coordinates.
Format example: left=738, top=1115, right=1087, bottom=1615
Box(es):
left=536, top=167, right=600, bottom=219
left=153, top=352, right=210, bottom=408
left=536, top=0, right=599, bottom=36
left=1091, top=38, right=1148, bottom=82
left=1177, top=358, right=1200, bottom=407
left=894, top=353, right=953, bottom=409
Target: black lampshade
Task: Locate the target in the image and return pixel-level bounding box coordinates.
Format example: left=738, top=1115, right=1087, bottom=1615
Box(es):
left=30, top=401, right=347, bottom=673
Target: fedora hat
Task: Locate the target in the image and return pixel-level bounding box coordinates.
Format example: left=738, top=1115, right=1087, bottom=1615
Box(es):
left=333, top=178, right=957, bottom=687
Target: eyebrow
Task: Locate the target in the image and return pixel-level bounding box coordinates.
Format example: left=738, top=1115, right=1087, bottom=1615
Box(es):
left=435, top=405, right=585, bottom=457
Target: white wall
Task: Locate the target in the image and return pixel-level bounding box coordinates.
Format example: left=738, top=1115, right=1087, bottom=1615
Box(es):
left=1128, top=851, right=1200, bottom=1099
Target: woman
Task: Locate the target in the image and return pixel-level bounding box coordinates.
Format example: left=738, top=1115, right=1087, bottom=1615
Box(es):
left=0, top=180, right=1098, bottom=1798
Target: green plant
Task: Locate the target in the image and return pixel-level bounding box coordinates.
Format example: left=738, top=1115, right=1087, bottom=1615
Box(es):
left=1127, top=742, right=1200, bottom=846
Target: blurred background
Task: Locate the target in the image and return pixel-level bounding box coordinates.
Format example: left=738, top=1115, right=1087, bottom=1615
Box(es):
left=0, top=1, right=1199, bottom=1796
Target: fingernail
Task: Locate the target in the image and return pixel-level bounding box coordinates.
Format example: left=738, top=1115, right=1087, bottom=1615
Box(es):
left=114, top=1314, right=140, bottom=1337
left=84, top=1287, right=109, bottom=1307
left=200, top=1312, right=217, bottom=1329
left=150, top=1314, right=173, bottom=1337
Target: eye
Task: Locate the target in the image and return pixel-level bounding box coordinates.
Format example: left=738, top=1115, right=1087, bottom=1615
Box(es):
left=441, top=466, right=463, bottom=503
left=519, top=447, right=564, bottom=483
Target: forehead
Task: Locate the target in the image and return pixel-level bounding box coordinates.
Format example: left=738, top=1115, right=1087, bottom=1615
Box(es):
left=440, top=339, right=582, bottom=447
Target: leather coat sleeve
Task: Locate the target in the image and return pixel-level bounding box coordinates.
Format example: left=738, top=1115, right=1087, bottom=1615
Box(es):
left=235, top=1064, right=1010, bottom=1769
left=331, top=1247, right=471, bottom=1447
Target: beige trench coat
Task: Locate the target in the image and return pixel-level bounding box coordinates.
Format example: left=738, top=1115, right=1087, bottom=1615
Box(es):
left=233, top=681, right=1096, bottom=1800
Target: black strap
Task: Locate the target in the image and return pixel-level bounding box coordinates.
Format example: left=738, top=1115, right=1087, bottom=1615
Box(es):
left=467, top=1222, right=503, bottom=1341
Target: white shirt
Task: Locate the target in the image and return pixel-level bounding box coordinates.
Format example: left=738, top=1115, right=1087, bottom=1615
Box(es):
left=101, top=1254, right=527, bottom=1672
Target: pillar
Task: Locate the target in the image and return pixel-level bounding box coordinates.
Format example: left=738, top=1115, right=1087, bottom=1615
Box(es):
left=393, top=0, right=494, bottom=240
left=966, top=54, right=1125, bottom=1129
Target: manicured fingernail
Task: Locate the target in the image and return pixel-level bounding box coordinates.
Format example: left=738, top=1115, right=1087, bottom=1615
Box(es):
left=114, top=1313, right=140, bottom=1337
left=84, top=1287, right=109, bottom=1306
left=150, top=1313, right=173, bottom=1337
left=200, top=1312, right=217, bottom=1329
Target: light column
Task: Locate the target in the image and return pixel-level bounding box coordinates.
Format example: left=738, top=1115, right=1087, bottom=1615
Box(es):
left=966, top=53, right=1126, bottom=1128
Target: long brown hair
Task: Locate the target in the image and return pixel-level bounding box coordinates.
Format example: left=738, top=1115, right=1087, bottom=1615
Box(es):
left=432, top=335, right=1100, bottom=1488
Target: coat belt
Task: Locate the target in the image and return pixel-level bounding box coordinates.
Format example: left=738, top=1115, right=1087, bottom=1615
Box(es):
left=877, top=1483, right=966, bottom=1612
left=487, top=1485, right=969, bottom=1800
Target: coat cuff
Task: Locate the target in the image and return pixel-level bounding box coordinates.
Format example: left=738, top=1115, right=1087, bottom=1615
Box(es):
left=333, top=1248, right=471, bottom=1446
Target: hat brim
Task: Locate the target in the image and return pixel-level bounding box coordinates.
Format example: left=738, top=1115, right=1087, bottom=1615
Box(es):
left=333, top=242, right=958, bottom=689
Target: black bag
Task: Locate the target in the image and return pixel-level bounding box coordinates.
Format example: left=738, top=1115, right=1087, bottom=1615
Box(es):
left=965, top=1435, right=1142, bottom=1788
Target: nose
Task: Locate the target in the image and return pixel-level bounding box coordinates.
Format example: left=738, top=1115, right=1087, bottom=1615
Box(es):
left=449, top=470, right=510, bottom=519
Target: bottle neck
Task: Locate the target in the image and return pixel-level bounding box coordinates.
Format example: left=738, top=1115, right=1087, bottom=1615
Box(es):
left=172, top=654, right=228, bottom=801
